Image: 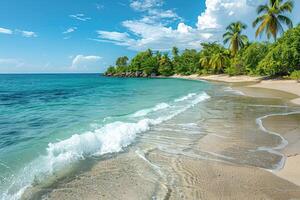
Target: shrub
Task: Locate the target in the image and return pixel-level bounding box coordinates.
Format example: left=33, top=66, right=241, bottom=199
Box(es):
left=240, top=42, right=270, bottom=75
left=290, top=70, right=300, bottom=81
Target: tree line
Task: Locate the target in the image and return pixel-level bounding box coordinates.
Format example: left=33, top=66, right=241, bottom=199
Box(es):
left=105, top=0, right=300, bottom=80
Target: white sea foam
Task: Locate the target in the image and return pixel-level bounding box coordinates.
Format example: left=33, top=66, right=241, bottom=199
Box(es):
left=224, top=87, right=245, bottom=96
left=4, top=92, right=210, bottom=200
left=132, top=102, right=170, bottom=117
left=174, top=93, right=197, bottom=102
left=256, top=111, right=300, bottom=171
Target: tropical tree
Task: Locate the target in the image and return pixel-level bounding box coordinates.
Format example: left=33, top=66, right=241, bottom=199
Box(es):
left=200, top=43, right=230, bottom=74
left=223, top=21, right=248, bottom=56
left=116, top=56, right=129, bottom=67
left=209, top=48, right=231, bottom=73
left=158, top=53, right=174, bottom=76
left=172, top=47, right=179, bottom=57
left=253, top=0, right=294, bottom=41
left=257, top=25, right=300, bottom=76
left=105, top=66, right=116, bottom=75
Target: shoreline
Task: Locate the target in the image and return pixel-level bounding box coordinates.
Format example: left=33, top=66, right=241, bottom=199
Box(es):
left=172, top=74, right=300, bottom=187
left=19, top=75, right=300, bottom=199
left=170, top=74, right=300, bottom=105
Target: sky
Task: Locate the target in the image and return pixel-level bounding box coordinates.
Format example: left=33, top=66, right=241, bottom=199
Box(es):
left=0, top=0, right=299, bottom=73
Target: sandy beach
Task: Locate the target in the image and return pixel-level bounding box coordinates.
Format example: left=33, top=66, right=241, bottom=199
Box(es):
left=173, top=74, right=300, bottom=188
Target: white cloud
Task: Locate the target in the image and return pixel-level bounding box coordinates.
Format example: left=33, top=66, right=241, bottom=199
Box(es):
left=70, top=55, right=102, bottom=70
left=130, top=0, right=180, bottom=24
left=96, top=0, right=300, bottom=51
left=130, top=0, right=163, bottom=11
left=63, top=27, right=77, bottom=34
left=69, top=14, right=91, bottom=21
left=0, top=27, right=37, bottom=37
left=0, top=27, right=13, bottom=34
left=177, top=22, right=192, bottom=34
left=0, top=58, right=24, bottom=69
left=18, top=30, right=37, bottom=37
left=197, top=0, right=258, bottom=30
left=97, top=21, right=213, bottom=51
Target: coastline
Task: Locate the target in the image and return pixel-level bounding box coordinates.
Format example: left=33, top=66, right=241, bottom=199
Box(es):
left=170, top=74, right=300, bottom=105
left=20, top=75, right=300, bottom=199
left=172, top=74, right=300, bottom=187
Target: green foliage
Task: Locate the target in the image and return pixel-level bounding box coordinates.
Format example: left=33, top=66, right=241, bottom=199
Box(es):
left=116, top=56, right=129, bottom=67
left=253, top=0, right=294, bottom=41
left=141, top=56, right=159, bottom=76
left=158, top=53, right=174, bottom=76
left=240, top=42, right=270, bottom=74
left=226, top=56, right=244, bottom=76
left=290, top=70, right=300, bottom=81
left=174, top=49, right=201, bottom=75
left=200, top=43, right=231, bottom=74
left=105, top=66, right=116, bottom=75
left=257, top=25, right=300, bottom=76
left=104, top=24, right=300, bottom=78
left=223, top=21, right=248, bottom=56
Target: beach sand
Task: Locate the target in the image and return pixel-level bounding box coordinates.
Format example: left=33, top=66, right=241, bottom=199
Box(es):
left=248, top=80, right=300, bottom=105
left=171, top=74, right=262, bottom=83
left=22, top=75, right=300, bottom=200
left=172, top=74, right=300, bottom=105
left=173, top=74, right=300, bottom=189
left=262, top=114, right=300, bottom=186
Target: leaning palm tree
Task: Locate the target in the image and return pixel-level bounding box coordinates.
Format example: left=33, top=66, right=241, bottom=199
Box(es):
left=223, top=21, right=249, bottom=56
left=253, top=0, right=294, bottom=41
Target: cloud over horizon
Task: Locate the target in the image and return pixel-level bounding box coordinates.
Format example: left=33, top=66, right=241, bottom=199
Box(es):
left=70, top=55, right=102, bottom=71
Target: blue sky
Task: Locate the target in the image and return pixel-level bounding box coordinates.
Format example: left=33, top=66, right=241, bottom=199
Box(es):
left=0, top=0, right=299, bottom=73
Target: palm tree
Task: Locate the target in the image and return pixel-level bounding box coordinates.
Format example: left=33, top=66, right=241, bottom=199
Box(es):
left=172, top=47, right=179, bottom=57
left=209, top=49, right=230, bottom=73
left=223, top=22, right=248, bottom=56
left=253, top=0, right=294, bottom=41
left=199, top=43, right=230, bottom=74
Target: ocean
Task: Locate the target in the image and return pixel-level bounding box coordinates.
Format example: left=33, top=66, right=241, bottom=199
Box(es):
left=0, top=74, right=212, bottom=198
left=1, top=74, right=298, bottom=199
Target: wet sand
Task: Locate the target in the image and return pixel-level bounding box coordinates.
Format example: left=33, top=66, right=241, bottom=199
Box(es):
left=262, top=114, right=300, bottom=186
left=25, top=150, right=300, bottom=200
left=22, top=79, right=300, bottom=200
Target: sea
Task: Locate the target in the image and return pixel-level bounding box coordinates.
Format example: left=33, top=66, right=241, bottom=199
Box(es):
left=0, top=74, right=298, bottom=199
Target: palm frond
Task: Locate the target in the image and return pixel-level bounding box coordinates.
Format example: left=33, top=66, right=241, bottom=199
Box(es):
left=279, top=0, right=294, bottom=13
left=278, top=15, right=293, bottom=28
left=257, top=4, right=269, bottom=14
left=255, top=16, right=270, bottom=37
left=253, top=15, right=266, bottom=27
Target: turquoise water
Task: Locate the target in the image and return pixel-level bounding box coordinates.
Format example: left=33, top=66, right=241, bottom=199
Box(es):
left=0, top=74, right=211, bottom=198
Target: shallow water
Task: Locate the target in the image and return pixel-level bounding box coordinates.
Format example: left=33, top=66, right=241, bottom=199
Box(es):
left=1, top=74, right=299, bottom=199
left=0, top=74, right=211, bottom=199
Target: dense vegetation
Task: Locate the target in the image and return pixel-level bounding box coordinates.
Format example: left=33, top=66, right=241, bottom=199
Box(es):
left=105, top=0, right=299, bottom=78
